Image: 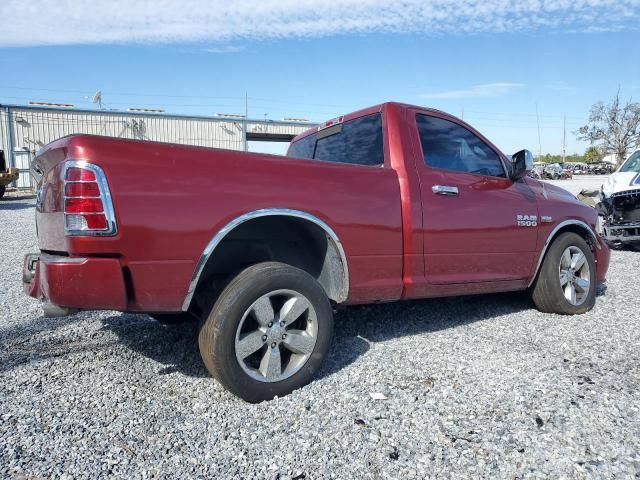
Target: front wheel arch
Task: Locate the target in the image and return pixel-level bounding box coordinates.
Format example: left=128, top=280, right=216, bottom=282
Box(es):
left=529, top=220, right=598, bottom=288
left=531, top=232, right=597, bottom=314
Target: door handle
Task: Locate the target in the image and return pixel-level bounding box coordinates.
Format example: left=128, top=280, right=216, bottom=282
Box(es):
left=432, top=185, right=459, bottom=196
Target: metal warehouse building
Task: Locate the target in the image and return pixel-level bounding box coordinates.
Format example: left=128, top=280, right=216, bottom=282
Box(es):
left=0, top=104, right=316, bottom=190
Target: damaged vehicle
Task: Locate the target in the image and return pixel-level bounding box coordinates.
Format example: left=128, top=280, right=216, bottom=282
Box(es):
left=24, top=102, right=611, bottom=401
left=583, top=150, right=640, bottom=249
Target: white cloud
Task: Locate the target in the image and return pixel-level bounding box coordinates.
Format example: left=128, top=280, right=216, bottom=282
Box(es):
left=0, top=0, right=639, bottom=47
left=205, top=45, right=245, bottom=54
left=420, top=83, right=524, bottom=100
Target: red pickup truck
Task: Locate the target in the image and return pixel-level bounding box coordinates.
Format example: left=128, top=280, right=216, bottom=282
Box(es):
left=24, top=102, right=610, bottom=402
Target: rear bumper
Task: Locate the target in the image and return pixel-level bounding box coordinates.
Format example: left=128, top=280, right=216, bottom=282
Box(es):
left=23, top=253, right=128, bottom=315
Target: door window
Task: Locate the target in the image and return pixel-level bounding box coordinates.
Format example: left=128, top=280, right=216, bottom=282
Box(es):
left=416, top=114, right=506, bottom=177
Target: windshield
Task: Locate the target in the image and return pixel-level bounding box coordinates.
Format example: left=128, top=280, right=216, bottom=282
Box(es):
left=620, top=151, right=640, bottom=173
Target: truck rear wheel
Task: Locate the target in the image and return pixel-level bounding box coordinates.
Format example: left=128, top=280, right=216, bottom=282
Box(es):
left=532, top=232, right=596, bottom=314
left=198, top=262, right=334, bottom=402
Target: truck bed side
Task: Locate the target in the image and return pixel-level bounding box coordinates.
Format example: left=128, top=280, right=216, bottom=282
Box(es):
left=33, top=135, right=403, bottom=311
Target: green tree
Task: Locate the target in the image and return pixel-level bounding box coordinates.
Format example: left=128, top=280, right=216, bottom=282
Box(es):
left=584, top=146, right=601, bottom=164
left=577, top=91, right=640, bottom=165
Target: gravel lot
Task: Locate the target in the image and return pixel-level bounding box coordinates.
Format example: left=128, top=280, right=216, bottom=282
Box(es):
left=1, top=177, right=639, bottom=479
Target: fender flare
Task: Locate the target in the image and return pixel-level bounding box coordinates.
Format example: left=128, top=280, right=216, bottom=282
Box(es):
left=527, top=219, right=599, bottom=288
left=182, top=208, right=350, bottom=310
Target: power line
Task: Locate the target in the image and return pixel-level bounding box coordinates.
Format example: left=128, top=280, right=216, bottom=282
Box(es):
left=0, top=85, right=242, bottom=100
left=0, top=85, right=591, bottom=120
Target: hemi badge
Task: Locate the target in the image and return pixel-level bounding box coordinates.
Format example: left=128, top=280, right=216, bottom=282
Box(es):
left=541, top=215, right=553, bottom=223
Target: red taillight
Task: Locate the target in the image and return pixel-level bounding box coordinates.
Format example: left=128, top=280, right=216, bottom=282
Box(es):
left=65, top=197, right=103, bottom=213
left=66, top=167, right=96, bottom=182
left=63, top=162, right=117, bottom=236
left=65, top=182, right=100, bottom=197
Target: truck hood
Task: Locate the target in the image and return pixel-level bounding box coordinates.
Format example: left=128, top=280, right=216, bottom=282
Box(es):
left=602, top=171, right=639, bottom=196
left=540, top=180, right=581, bottom=203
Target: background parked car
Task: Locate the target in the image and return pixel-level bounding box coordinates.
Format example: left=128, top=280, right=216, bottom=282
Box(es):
left=560, top=166, right=573, bottom=179
left=543, top=163, right=563, bottom=179
left=572, top=163, right=589, bottom=175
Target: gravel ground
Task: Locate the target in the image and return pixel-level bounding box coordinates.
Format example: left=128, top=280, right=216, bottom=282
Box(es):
left=1, top=181, right=639, bottom=479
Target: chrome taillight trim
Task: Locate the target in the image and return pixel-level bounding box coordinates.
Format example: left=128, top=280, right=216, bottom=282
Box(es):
left=62, top=160, right=118, bottom=237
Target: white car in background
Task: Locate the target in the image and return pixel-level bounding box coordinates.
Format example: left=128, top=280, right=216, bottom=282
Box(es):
left=603, top=150, right=640, bottom=196
left=589, top=150, right=640, bottom=249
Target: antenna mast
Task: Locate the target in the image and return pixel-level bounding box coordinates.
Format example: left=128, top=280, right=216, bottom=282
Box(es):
left=562, top=114, right=566, bottom=163
left=92, top=91, right=103, bottom=109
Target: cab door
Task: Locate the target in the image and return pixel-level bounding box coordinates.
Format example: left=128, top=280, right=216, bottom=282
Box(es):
left=411, top=111, right=539, bottom=285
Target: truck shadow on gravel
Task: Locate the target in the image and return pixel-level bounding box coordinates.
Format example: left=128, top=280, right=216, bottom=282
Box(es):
left=1, top=288, right=605, bottom=378
left=99, top=291, right=537, bottom=380
left=0, top=200, right=36, bottom=210
left=317, top=291, right=534, bottom=379
left=0, top=314, right=94, bottom=373
left=101, top=314, right=211, bottom=377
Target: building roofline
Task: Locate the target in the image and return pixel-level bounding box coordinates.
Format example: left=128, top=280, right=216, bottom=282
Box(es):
left=0, top=103, right=318, bottom=128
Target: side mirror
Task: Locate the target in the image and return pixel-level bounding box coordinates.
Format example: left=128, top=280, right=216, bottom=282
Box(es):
left=511, top=149, right=534, bottom=179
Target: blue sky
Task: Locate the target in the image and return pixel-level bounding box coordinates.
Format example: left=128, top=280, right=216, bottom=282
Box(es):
left=1, top=1, right=639, bottom=156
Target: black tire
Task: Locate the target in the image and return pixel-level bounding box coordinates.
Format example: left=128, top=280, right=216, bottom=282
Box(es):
left=199, top=262, right=333, bottom=402
left=532, top=232, right=596, bottom=314
left=150, top=313, right=196, bottom=324
left=0, top=185, right=5, bottom=199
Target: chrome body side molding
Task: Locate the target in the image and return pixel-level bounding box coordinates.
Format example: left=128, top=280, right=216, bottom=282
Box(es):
left=527, top=219, right=599, bottom=288
left=182, top=208, right=350, bottom=311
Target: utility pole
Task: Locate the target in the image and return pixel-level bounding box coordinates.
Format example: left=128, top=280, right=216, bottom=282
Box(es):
left=562, top=114, right=566, bottom=163
left=243, top=92, right=248, bottom=152
left=535, top=102, right=542, bottom=156
left=461, top=107, right=464, bottom=120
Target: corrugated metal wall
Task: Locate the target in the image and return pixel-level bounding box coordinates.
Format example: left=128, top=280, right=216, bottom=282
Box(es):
left=0, top=105, right=315, bottom=191
left=8, top=108, right=245, bottom=151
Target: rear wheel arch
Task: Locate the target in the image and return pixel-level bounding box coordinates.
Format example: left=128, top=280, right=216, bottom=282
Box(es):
left=183, top=209, right=349, bottom=315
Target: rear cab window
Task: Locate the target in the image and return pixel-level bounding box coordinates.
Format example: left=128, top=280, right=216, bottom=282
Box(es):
left=287, top=113, right=384, bottom=167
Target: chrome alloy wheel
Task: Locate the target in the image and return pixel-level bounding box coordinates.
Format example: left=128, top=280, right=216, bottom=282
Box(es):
left=558, top=246, right=591, bottom=306
left=234, top=289, right=318, bottom=382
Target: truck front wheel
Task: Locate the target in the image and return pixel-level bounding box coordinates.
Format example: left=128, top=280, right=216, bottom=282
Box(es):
left=198, top=262, right=334, bottom=402
left=532, top=232, right=596, bottom=314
